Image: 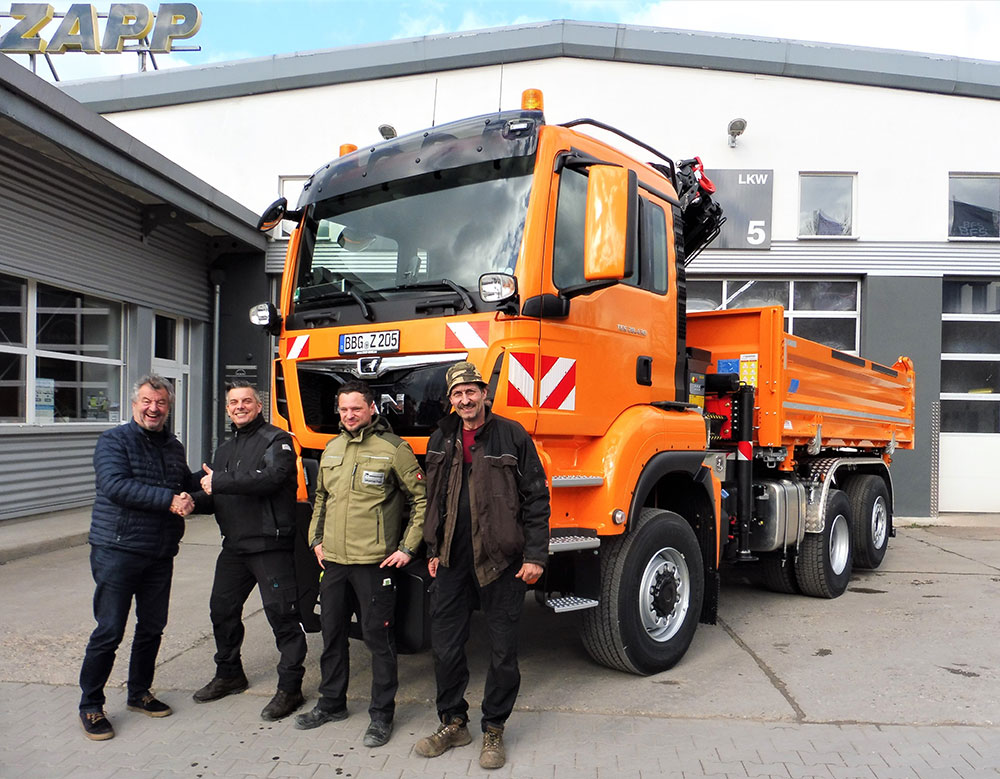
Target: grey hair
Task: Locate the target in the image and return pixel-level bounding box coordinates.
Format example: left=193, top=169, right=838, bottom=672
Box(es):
left=132, top=374, right=175, bottom=405
left=226, top=379, right=262, bottom=404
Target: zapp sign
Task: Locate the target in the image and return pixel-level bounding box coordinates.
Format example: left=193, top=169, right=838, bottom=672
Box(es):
left=0, top=3, right=201, bottom=54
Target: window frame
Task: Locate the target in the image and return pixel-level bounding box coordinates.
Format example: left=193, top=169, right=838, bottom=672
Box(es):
left=686, top=277, right=862, bottom=353
left=939, top=278, right=1000, bottom=434
left=797, top=172, right=858, bottom=240
left=947, top=173, right=1000, bottom=241
left=0, top=275, right=125, bottom=426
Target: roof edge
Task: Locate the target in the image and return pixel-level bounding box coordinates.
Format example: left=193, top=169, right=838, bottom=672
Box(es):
left=56, top=20, right=1000, bottom=112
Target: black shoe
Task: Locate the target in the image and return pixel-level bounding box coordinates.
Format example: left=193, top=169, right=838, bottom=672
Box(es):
left=80, top=710, right=114, bottom=741
left=126, top=693, right=173, bottom=718
left=261, top=689, right=305, bottom=721
left=192, top=673, right=249, bottom=703
left=363, top=719, right=393, bottom=747
left=294, top=705, right=348, bottom=730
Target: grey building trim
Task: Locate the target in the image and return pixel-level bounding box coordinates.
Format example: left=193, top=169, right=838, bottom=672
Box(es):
left=58, top=21, right=1000, bottom=113
left=1, top=54, right=265, bottom=253
left=691, top=241, right=1000, bottom=276
left=0, top=430, right=102, bottom=519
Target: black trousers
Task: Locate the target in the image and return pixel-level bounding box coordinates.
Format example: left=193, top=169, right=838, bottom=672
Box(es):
left=430, top=560, right=526, bottom=731
left=317, top=562, right=398, bottom=722
left=209, top=547, right=307, bottom=691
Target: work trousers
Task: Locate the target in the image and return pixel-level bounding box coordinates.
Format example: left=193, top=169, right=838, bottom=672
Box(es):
left=79, top=545, right=173, bottom=712
left=430, top=560, right=526, bottom=731
left=209, top=547, right=307, bottom=692
left=317, top=562, right=398, bottom=722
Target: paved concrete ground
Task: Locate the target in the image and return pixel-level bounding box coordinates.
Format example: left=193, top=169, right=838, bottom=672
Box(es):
left=1, top=514, right=999, bottom=778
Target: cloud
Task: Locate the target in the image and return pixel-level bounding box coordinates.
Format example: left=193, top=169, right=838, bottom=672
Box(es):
left=621, top=0, right=1000, bottom=61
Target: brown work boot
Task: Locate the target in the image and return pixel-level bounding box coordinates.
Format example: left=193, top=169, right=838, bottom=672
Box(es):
left=479, top=725, right=505, bottom=769
left=414, top=716, right=472, bottom=757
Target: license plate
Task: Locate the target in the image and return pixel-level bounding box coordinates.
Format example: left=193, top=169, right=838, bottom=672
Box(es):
left=339, top=330, right=400, bottom=354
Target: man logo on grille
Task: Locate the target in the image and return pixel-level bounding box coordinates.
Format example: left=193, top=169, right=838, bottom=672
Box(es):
left=358, top=357, right=382, bottom=376
left=379, top=393, right=405, bottom=415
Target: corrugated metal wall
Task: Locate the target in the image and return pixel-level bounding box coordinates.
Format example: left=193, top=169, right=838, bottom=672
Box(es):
left=0, top=431, right=100, bottom=518
left=0, top=136, right=213, bottom=321
left=691, top=240, right=1000, bottom=276
left=0, top=135, right=215, bottom=520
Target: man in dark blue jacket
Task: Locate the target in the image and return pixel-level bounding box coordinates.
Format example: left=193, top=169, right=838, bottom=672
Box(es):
left=191, top=381, right=307, bottom=722
left=79, top=374, right=197, bottom=741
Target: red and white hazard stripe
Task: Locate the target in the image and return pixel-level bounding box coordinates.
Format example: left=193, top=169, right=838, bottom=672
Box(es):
left=737, top=441, right=753, bottom=461
left=445, top=321, right=489, bottom=350
left=286, top=335, right=310, bottom=359
left=507, top=352, right=535, bottom=408
left=538, top=356, right=576, bottom=411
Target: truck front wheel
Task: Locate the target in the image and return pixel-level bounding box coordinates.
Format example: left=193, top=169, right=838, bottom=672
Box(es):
left=581, top=508, right=704, bottom=675
left=844, top=475, right=890, bottom=569
left=795, top=489, right=852, bottom=598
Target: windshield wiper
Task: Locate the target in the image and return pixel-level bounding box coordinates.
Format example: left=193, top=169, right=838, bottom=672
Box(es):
left=395, top=279, right=475, bottom=311
left=297, top=285, right=374, bottom=320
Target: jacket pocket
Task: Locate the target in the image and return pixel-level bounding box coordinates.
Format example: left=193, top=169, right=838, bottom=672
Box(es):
left=485, top=454, right=523, bottom=556
left=486, top=453, right=519, bottom=499
left=355, top=454, right=392, bottom=495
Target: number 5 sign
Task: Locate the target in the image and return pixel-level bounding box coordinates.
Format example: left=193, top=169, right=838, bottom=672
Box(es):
left=703, top=169, right=773, bottom=250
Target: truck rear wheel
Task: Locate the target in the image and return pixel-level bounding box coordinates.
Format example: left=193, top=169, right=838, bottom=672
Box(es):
left=844, top=475, right=890, bottom=569
left=581, top=508, right=704, bottom=675
left=795, top=489, right=852, bottom=598
left=760, top=554, right=799, bottom=594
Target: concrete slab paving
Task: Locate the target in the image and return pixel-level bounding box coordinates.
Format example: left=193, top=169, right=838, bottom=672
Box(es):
left=1, top=514, right=999, bottom=778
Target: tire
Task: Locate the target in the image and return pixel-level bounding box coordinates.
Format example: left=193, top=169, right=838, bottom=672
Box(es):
left=581, top=508, right=704, bottom=675
left=844, top=475, right=891, bottom=570
left=795, top=489, right=852, bottom=599
left=760, top=554, right=799, bottom=594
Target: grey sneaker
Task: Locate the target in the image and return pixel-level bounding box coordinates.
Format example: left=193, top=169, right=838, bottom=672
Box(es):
left=362, top=719, right=393, bottom=747
left=415, top=716, right=472, bottom=757
left=479, top=725, right=505, bottom=769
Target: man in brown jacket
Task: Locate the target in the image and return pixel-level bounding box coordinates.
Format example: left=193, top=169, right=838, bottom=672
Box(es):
left=415, top=362, right=550, bottom=770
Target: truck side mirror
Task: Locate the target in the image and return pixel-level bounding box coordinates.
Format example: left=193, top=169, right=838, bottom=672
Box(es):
left=583, top=165, right=637, bottom=282
left=249, top=302, right=281, bottom=335
left=257, top=197, right=304, bottom=233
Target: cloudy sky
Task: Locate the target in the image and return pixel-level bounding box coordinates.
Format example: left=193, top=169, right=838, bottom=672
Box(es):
left=5, top=0, right=999, bottom=83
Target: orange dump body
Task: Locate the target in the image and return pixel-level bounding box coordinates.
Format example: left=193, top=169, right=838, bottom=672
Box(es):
left=687, top=306, right=915, bottom=452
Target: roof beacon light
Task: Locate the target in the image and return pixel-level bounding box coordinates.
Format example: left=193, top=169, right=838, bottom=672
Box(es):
left=339, top=143, right=358, bottom=157
left=521, top=89, right=544, bottom=111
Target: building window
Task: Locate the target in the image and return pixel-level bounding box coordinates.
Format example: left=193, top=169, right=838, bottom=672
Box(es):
left=940, top=279, right=1000, bottom=433
left=0, top=273, right=123, bottom=424
left=687, top=278, right=860, bottom=352
left=799, top=173, right=855, bottom=238
left=949, top=175, right=1000, bottom=239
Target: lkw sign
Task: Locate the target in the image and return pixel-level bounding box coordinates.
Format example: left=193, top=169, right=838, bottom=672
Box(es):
left=0, top=3, right=201, bottom=53
left=703, top=169, right=774, bottom=250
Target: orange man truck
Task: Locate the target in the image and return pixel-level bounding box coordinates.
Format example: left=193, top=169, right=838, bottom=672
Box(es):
left=251, top=90, right=915, bottom=675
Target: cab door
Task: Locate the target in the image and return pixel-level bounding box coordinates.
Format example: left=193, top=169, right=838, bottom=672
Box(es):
left=534, top=161, right=680, bottom=439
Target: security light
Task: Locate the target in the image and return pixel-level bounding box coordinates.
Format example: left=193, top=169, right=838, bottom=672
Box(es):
left=728, top=118, right=747, bottom=147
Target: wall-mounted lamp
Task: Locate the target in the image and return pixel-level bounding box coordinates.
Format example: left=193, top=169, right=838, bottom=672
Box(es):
left=378, top=124, right=397, bottom=140
left=727, top=118, right=747, bottom=147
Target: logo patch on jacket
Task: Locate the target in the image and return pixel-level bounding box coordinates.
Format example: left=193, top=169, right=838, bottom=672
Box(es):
left=362, top=470, right=385, bottom=486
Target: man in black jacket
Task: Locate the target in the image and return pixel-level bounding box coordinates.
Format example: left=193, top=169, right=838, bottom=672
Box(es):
left=191, top=380, right=307, bottom=721
left=415, top=362, right=550, bottom=770
left=79, top=374, right=196, bottom=741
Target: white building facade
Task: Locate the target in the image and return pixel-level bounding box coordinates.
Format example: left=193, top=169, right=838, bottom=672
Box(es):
left=61, top=21, right=1000, bottom=516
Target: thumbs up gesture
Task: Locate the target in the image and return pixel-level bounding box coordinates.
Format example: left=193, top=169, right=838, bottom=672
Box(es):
left=200, top=463, right=214, bottom=495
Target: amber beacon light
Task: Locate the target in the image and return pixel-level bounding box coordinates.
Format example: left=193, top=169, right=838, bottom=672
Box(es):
left=521, top=89, right=544, bottom=110
left=339, top=143, right=358, bottom=157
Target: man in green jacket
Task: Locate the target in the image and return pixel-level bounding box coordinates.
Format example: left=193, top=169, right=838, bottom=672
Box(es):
left=295, top=380, right=426, bottom=748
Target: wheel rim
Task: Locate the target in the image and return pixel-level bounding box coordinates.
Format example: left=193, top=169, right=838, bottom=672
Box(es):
left=870, top=495, right=888, bottom=550
left=829, top=513, right=850, bottom=575
left=639, top=546, right=690, bottom=642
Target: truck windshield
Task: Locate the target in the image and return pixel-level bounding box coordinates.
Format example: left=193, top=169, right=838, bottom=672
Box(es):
left=293, top=157, right=534, bottom=316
